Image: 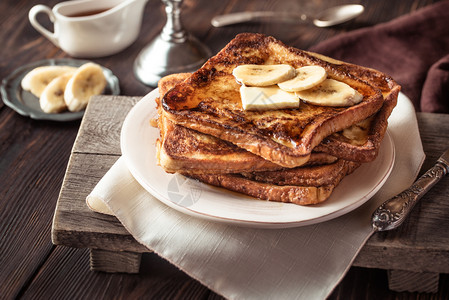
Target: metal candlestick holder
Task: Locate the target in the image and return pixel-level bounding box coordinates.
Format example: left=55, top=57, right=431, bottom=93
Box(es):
left=134, top=0, right=211, bottom=87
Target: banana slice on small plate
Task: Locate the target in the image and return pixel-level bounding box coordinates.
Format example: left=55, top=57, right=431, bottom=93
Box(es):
left=22, top=65, right=77, bottom=98
left=64, top=62, right=107, bottom=112
left=1, top=58, right=119, bottom=121
left=40, top=72, right=75, bottom=114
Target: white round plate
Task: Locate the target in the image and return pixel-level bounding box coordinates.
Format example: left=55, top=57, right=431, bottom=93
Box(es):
left=121, top=89, right=395, bottom=228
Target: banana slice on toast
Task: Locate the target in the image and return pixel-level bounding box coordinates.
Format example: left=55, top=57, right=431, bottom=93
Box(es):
left=296, top=79, right=363, bottom=107
left=64, top=62, right=107, bottom=112
left=278, top=66, right=327, bottom=92
left=233, top=64, right=296, bottom=86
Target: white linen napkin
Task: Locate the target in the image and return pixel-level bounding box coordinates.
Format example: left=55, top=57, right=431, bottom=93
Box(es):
left=87, top=93, right=425, bottom=299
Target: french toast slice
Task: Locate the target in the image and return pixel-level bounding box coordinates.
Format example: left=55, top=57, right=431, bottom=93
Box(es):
left=308, top=52, right=400, bottom=162
left=156, top=73, right=285, bottom=174
left=155, top=76, right=360, bottom=205
left=162, top=33, right=384, bottom=168
left=240, top=159, right=359, bottom=187
left=156, top=73, right=337, bottom=174
left=183, top=160, right=360, bottom=205
left=156, top=64, right=398, bottom=174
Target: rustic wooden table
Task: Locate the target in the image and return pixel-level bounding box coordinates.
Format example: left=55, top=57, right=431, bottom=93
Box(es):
left=1, top=0, right=448, bottom=299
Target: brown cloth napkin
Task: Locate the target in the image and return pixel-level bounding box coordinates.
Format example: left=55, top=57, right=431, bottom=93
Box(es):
left=310, top=0, right=449, bottom=113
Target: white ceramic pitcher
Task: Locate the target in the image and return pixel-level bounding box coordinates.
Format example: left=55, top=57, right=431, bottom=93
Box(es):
left=29, top=0, right=148, bottom=57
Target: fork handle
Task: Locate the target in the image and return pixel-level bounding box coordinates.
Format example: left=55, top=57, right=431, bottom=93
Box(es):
left=372, top=162, right=449, bottom=231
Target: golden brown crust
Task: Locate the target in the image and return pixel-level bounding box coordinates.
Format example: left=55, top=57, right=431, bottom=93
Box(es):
left=307, top=51, right=401, bottom=162
left=241, top=160, right=360, bottom=187
left=158, top=110, right=337, bottom=174
left=184, top=160, right=360, bottom=205
left=158, top=73, right=192, bottom=96
left=157, top=73, right=287, bottom=173
left=188, top=173, right=334, bottom=205
left=162, top=33, right=384, bottom=168
left=158, top=115, right=285, bottom=173
left=314, top=85, right=399, bottom=161
left=158, top=70, right=399, bottom=166
left=157, top=73, right=337, bottom=174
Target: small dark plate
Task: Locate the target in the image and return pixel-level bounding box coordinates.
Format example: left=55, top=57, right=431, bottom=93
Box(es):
left=1, top=58, right=120, bottom=121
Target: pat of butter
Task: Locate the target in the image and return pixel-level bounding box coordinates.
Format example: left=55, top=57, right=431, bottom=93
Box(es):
left=240, top=85, right=299, bottom=110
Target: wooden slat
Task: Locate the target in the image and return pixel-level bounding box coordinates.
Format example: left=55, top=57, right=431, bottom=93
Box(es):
left=20, top=246, right=218, bottom=299
left=20, top=246, right=449, bottom=300
left=52, top=152, right=148, bottom=252
left=354, top=244, right=449, bottom=273
left=52, top=96, right=145, bottom=253
left=90, top=249, right=142, bottom=273
left=388, top=270, right=439, bottom=293
left=74, top=96, right=141, bottom=155
left=0, top=109, right=79, bottom=299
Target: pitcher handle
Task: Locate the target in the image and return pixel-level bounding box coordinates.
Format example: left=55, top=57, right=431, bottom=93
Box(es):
left=29, top=5, right=59, bottom=47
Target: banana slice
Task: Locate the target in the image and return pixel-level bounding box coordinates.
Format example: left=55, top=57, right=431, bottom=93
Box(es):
left=21, top=66, right=78, bottom=97
left=278, top=66, right=327, bottom=92
left=240, top=85, right=299, bottom=110
left=233, top=64, right=296, bottom=86
left=39, top=72, right=75, bottom=113
left=342, top=117, right=372, bottom=146
left=296, top=79, right=363, bottom=107
left=64, top=62, right=107, bottom=112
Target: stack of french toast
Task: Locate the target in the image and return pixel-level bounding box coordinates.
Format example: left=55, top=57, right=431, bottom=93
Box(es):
left=154, top=33, right=400, bottom=205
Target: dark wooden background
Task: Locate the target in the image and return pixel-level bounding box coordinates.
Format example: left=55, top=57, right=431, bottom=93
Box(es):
left=1, top=0, right=448, bottom=299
